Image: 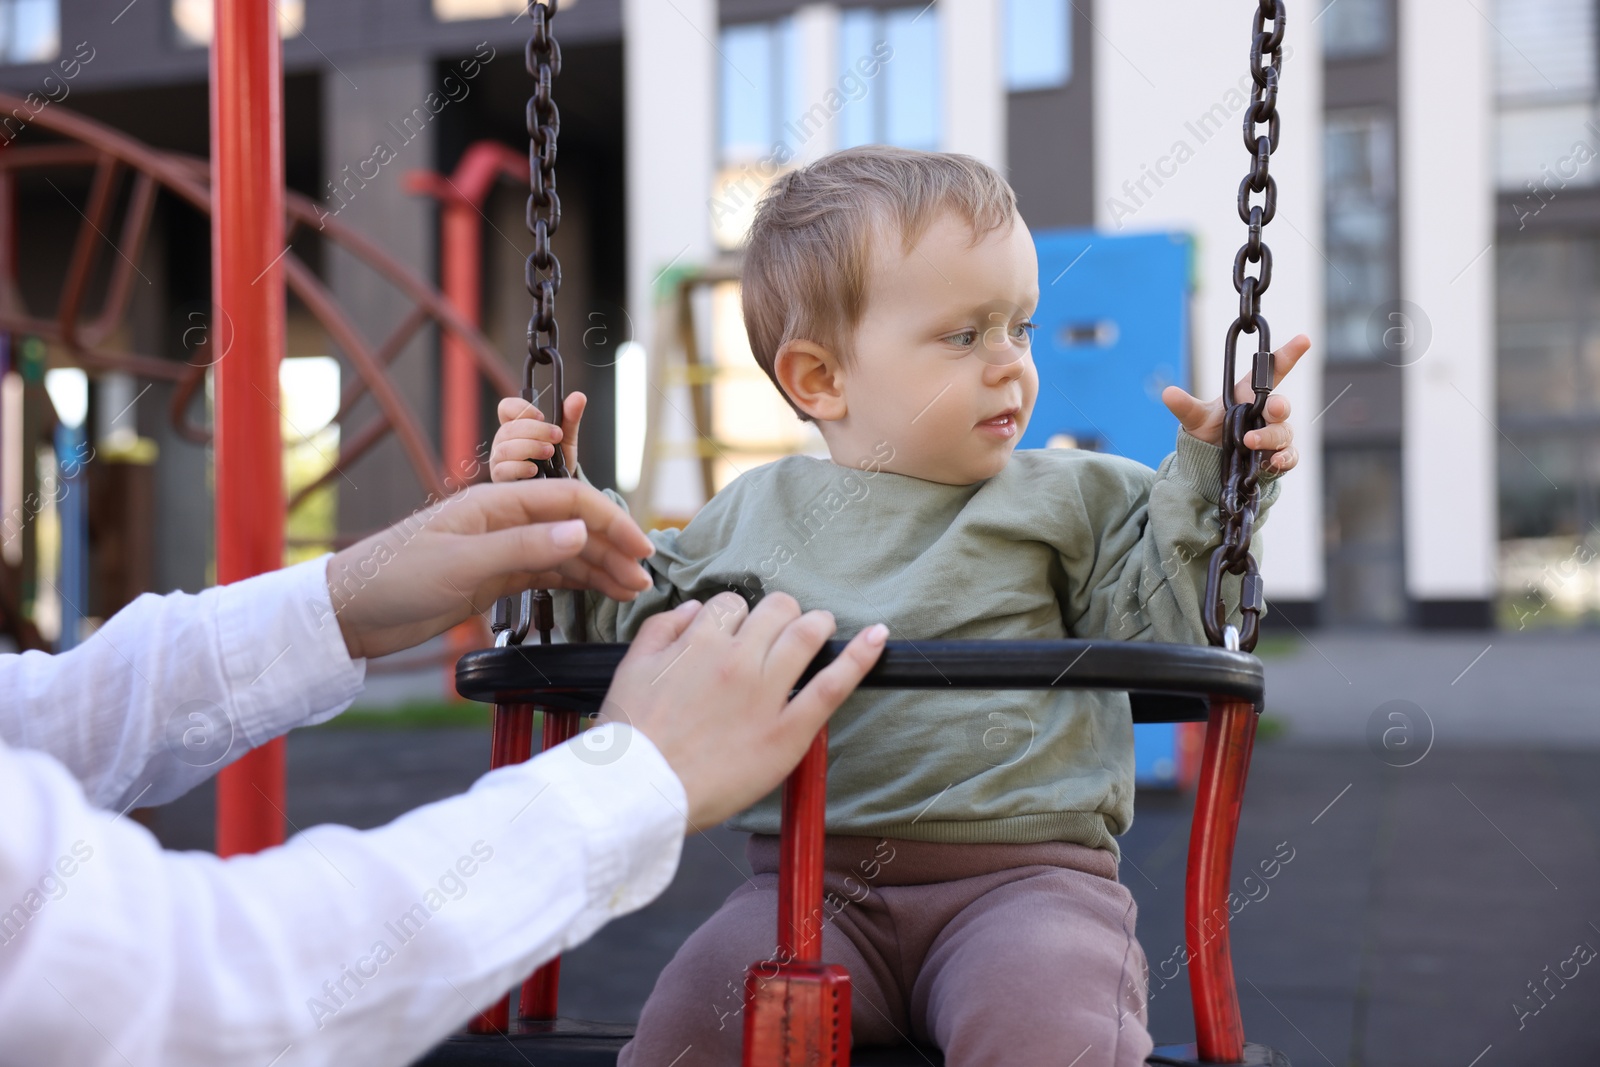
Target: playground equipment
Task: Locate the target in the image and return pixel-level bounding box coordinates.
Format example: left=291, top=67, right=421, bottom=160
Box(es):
left=434, top=1, right=1293, bottom=1064
left=0, top=105, right=521, bottom=599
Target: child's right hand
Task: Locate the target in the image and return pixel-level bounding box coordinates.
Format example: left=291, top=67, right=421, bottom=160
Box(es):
left=490, top=391, right=586, bottom=483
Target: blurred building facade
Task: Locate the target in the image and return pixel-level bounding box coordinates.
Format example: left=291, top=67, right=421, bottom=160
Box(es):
left=0, top=0, right=1582, bottom=634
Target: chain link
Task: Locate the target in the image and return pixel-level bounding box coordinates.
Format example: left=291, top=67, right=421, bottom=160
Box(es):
left=492, top=0, right=585, bottom=649
left=1202, top=0, right=1284, bottom=654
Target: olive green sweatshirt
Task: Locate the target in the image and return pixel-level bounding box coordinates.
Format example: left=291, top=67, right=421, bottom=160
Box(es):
left=558, top=431, right=1280, bottom=857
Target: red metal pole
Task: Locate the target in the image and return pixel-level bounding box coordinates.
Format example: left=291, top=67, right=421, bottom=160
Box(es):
left=211, top=0, right=286, bottom=857
left=779, top=730, right=829, bottom=962
left=404, top=143, right=525, bottom=487
left=467, top=702, right=536, bottom=1033
left=741, top=728, right=850, bottom=1067
left=1185, top=698, right=1257, bottom=1062
left=440, top=199, right=479, bottom=482
left=517, top=708, right=581, bottom=1021
left=465, top=704, right=577, bottom=1032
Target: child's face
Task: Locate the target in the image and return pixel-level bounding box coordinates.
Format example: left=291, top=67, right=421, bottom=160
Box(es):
left=835, top=208, right=1040, bottom=485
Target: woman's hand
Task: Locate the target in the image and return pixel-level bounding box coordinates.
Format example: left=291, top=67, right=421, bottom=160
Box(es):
left=326, top=478, right=652, bottom=661
left=602, top=592, right=888, bottom=828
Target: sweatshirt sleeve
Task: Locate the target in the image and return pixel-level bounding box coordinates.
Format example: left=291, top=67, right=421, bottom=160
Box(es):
left=1056, top=430, right=1283, bottom=644
left=551, top=466, right=686, bottom=644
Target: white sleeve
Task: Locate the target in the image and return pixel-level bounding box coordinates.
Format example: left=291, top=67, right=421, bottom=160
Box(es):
left=0, top=556, right=366, bottom=812
left=0, top=721, right=688, bottom=1067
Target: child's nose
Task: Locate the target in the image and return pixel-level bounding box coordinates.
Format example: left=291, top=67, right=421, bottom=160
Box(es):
left=980, top=345, right=1029, bottom=382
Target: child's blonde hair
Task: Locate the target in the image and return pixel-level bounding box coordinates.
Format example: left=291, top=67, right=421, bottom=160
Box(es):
left=741, top=145, right=1018, bottom=420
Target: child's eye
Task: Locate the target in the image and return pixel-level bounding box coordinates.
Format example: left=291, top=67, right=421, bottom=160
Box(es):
left=946, top=329, right=978, bottom=347
left=1011, top=320, right=1037, bottom=341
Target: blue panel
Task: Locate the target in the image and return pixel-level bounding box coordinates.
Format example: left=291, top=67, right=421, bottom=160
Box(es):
left=1133, top=723, right=1179, bottom=788
left=1024, top=229, right=1191, bottom=469
left=1027, top=228, right=1194, bottom=787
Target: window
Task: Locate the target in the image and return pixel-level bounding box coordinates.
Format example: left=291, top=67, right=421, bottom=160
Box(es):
left=1323, top=111, right=1396, bottom=359
left=172, top=0, right=303, bottom=48
left=1494, top=0, right=1594, bottom=102
left=711, top=17, right=802, bottom=250
left=718, top=17, right=803, bottom=164
left=711, top=6, right=939, bottom=249
left=1496, top=237, right=1600, bottom=626
left=0, top=0, right=57, bottom=64
left=837, top=10, right=877, bottom=150
left=716, top=7, right=941, bottom=160
left=1493, top=0, right=1597, bottom=190
left=1317, top=0, right=1389, bottom=59
left=1323, top=445, right=1405, bottom=626
left=839, top=5, right=940, bottom=152
left=1498, top=102, right=1600, bottom=191
left=1004, top=0, right=1069, bottom=92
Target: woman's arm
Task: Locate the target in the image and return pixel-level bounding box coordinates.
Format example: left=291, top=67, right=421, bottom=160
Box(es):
left=0, top=558, right=364, bottom=812
left=0, top=721, right=686, bottom=1067
left=0, top=476, right=659, bottom=814
left=0, top=587, right=884, bottom=1067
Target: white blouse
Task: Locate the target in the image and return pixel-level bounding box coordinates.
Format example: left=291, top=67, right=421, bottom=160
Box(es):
left=0, top=557, right=686, bottom=1066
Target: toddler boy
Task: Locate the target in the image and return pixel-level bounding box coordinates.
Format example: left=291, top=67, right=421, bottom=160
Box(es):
left=489, top=145, right=1303, bottom=1066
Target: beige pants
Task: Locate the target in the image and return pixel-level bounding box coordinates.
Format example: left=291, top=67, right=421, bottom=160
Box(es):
left=617, top=834, right=1153, bottom=1067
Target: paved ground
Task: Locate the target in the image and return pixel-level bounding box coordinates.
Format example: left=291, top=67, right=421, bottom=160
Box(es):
left=1258, top=627, right=1600, bottom=746
left=147, top=634, right=1600, bottom=1066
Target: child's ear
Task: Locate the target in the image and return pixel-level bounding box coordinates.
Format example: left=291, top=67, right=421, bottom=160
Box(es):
left=774, top=339, right=847, bottom=422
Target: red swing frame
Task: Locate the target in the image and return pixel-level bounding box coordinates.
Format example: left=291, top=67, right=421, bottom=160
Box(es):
left=454, top=637, right=1271, bottom=1066
left=740, top=702, right=1259, bottom=1066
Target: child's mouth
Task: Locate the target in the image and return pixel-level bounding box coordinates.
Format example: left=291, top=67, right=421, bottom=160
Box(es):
left=976, top=409, right=1019, bottom=438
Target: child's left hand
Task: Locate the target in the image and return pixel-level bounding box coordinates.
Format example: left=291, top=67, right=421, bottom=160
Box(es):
left=1160, top=333, right=1308, bottom=475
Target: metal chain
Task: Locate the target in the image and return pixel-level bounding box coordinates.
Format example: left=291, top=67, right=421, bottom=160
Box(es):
left=491, top=0, right=586, bottom=649
left=1202, top=0, right=1284, bottom=654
